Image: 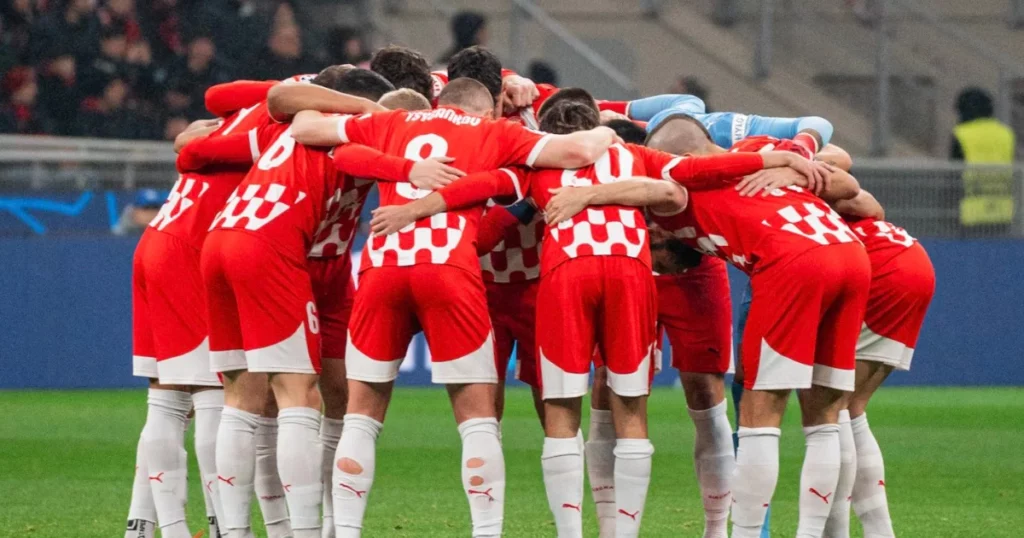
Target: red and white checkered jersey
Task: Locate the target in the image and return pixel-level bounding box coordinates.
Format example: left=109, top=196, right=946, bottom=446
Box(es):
left=148, top=101, right=275, bottom=250
left=480, top=211, right=544, bottom=283
left=209, top=122, right=357, bottom=262
left=336, top=106, right=551, bottom=274
left=844, top=216, right=919, bottom=267
left=652, top=136, right=859, bottom=275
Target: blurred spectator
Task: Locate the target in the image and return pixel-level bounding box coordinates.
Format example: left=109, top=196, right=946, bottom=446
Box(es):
left=36, top=53, right=80, bottom=135
left=79, top=26, right=128, bottom=97
left=1, top=0, right=38, bottom=68
left=28, top=0, right=101, bottom=65
left=669, top=75, right=710, bottom=110
left=166, top=35, right=233, bottom=119
left=325, top=26, right=370, bottom=67
left=438, top=11, right=488, bottom=64
left=113, top=188, right=167, bottom=235
left=254, top=24, right=316, bottom=81
left=98, top=0, right=142, bottom=43
left=137, top=0, right=183, bottom=63
left=0, top=66, right=55, bottom=134
left=194, top=0, right=274, bottom=69
left=528, top=60, right=558, bottom=86
left=951, top=87, right=1017, bottom=231
left=75, top=78, right=156, bottom=138
left=163, top=115, right=190, bottom=141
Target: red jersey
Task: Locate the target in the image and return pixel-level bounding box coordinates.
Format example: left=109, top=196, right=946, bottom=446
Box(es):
left=336, top=106, right=552, bottom=274
left=463, top=143, right=766, bottom=276
left=480, top=210, right=544, bottom=283
left=209, top=123, right=366, bottom=262
left=653, top=136, right=859, bottom=274
left=845, top=216, right=919, bottom=267
left=148, top=100, right=275, bottom=250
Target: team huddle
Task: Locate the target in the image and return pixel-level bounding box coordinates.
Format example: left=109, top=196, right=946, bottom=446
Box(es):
left=125, top=44, right=936, bottom=538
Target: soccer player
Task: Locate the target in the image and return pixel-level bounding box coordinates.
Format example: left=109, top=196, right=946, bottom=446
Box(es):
left=363, top=96, right=820, bottom=538
left=816, top=190, right=935, bottom=538
left=641, top=117, right=865, bottom=538
left=177, top=69, right=409, bottom=538
left=368, top=45, right=435, bottom=103
left=288, top=77, right=619, bottom=538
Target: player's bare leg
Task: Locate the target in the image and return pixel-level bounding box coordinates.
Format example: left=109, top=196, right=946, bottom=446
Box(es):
left=125, top=379, right=160, bottom=538
left=217, top=370, right=269, bottom=538
left=795, top=385, right=847, bottom=538
left=681, top=372, right=732, bottom=538
left=609, top=393, right=654, bottom=538
left=732, top=389, right=789, bottom=538
left=845, top=361, right=897, bottom=538
left=319, top=358, right=348, bottom=538
left=586, top=368, right=616, bottom=538
left=140, top=380, right=193, bottom=538
left=255, top=393, right=292, bottom=538
left=449, top=382, right=505, bottom=538
left=332, top=379, right=393, bottom=538
left=269, top=372, right=325, bottom=538
left=191, top=385, right=226, bottom=538
left=543, top=397, right=585, bottom=538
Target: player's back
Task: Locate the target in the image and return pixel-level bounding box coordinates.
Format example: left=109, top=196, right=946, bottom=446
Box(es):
left=340, top=106, right=549, bottom=271
left=149, top=102, right=276, bottom=250
left=844, top=215, right=918, bottom=267
left=530, top=143, right=658, bottom=275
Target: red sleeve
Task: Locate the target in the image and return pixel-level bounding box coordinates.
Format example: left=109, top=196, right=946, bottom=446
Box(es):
left=176, top=132, right=255, bottom=172
left=338, top=111, right=397, bottom=149
left=637, top=146, right=765, bottom=190
left=791, top=133, right=819, bottom=159
left=496, top=121, right=551, bottom=168
left=500, top=68, right=518, bottom=79
left=205, top=80, right=276, bottom=118
left=598, top=100, right=629, bottom=115
left=476, top=206, right=521, bottom=255
left=332, top=144, right=414, bottom=182
left=438, top=168, right=523, bottom=211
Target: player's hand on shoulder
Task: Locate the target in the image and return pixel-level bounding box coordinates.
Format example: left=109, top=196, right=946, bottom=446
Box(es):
left=544, top=186, right=593, bottom=225
left=409, top=157, right=465, bottom=190
left=501, top=75, right=540, bottom=109
left=370, top=205, right=418, bottom=237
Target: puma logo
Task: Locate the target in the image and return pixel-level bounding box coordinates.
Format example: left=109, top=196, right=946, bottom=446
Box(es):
left=809, top=488, right=832, bottom=504
left=618, top=509, right=640, bottom=521
left=339, top=483, right=367, bottom=498
left=217, top=476, right=235, bottom=486
left=561, top=503, right=581, bottom=512
left=468, top=488, right=495, bottom=502
left=148, top=472, right=164, bottom=483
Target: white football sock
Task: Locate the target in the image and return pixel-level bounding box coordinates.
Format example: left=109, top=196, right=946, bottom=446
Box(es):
left=276, top=407, right=324, bottom=537
left=850, top=413, right=895, bottom=538
left=320, top=417, right=344, bottom=538
left=688, top=401, right=734, bottom=538
left=126, top=430, right=157, bottom=538
left=216, top=406, right=261, bottom=538
left=731, top=427, right=781, bottom=538
left=334, top=414, right=382, bottom=538
left=141, top=389, right=192, bottom=538
left=541, top=437, right=584, bottom=538
left=584, top=409, right=616, bottom=538
left=193, top=390, right=225, bottom=538
left=614, top=438, right=654, bottom=538
left=255, top=417, right=293, bottom=538
left=459, top=418, right=505, bottom=537
left=797, top=424, right=841, bottom=538
left=825, top=411, right=857, bottom=538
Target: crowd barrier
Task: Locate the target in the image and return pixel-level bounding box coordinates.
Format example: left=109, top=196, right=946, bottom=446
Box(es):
left=2, top=234, right=1021, bottom=389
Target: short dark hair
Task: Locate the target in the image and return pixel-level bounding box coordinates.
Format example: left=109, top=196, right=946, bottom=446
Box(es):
left=332, top=68, right=395, bottom=101
left=956, top=87, right=994, bottom=122
left=537, top=87, right=598, bottom=122
left=370, top=45, right=434, bottom=103
left=539, top=99, right=599, bottom=135
left=437, top=77, right=494, bottom=114
left=447, top=46, right=502, bottom=102
left=604, top=119, right=647, bottom=145
left=311, top=64, right=356, bottom=91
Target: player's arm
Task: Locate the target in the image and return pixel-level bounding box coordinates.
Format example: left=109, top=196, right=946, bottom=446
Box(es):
left=176, top=132, right=256, bottom=172
left=331, top=143, right=465, bottom=189
left=368, top=169, right=524, bottom=236
left=833, top=189, right=884, bottom=220
left=528, top=126, right=619, bottom=169
left=204, top=80, right=277, bottom=118
left=625, top=94, right=707, bottom=126
left=476, top=201, right=537, bottom=255
left=267, top=84, right=385, bottom=123
left=745, top=115, right=835, bottom=150
left=816, top=143, right=853, bottom=171
left=543, top=179, right=688, bottom=225
left=173, top=119, right=223, bottom=152
left=736, top=161, right=859, bottom=201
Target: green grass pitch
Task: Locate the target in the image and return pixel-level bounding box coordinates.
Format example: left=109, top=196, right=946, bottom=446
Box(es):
left=1, top=387, right=1021, bottom=537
